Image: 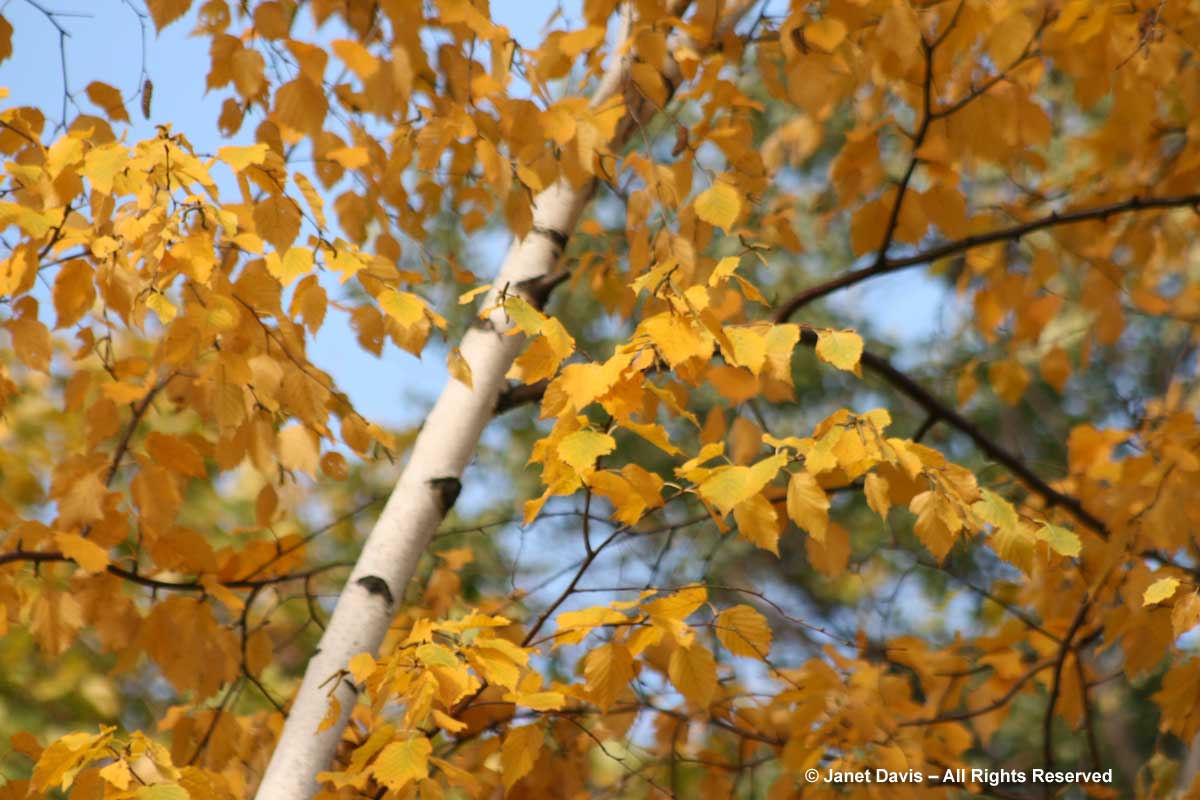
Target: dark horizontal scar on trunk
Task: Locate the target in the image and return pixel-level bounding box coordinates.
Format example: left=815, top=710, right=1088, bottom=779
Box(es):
left=355, top=575, right=394, bottom=607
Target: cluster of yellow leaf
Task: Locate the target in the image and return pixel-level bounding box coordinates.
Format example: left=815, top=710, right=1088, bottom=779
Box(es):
left=21, top=725, right=240, bottom=799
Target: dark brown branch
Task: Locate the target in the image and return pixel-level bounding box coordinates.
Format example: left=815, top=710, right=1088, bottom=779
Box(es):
left=865, top=30, right=937, bottom=271
left=1043, top=603, right=1091, bottom=773
left=104, top=375, right=171, bottom=487
left=900, top=658, right=1055, bottom=726
left=0, top=549, right=353, bottom=593
left=774, top=193, right=1200, bottom=323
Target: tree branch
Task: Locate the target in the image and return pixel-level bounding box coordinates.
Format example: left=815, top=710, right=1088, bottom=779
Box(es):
left=774, top=193, right=1200, bottom=323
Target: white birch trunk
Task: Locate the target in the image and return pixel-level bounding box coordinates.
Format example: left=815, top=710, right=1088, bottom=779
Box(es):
left=254, top=181, right=591, bottom=800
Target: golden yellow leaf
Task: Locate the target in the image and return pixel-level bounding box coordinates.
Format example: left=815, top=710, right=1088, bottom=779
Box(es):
left=145, top=0, right=190, bottom=31
left=864, top=472, right=891, bottom=518
left=644, top=585, right=707, bottom=621
left=146, top=432, right=206, bottom=478
left=217, top=143, right=270, bottom=172
left=1036, top=523, right=1081, bottom=558
left=583, top=642, right=634, bottom=710
left=279, top=424, right=319, bottom=477
left=668, top=642, right=717, bottom=708
left=988, top=359, right=1030, bottom=405
left=554, top=605, right=628, bottom=647
left=447, top=347, right=473, bottom=389
left=805, top=18, right=847, bottom=51
left=54, top=532, right=110, bottom=573
left=52, top=259, right=95, bottom=328
left=135, top=783, right=188, bottom=800
left=253, top=195, right=302, bottom=254
left=716, top=605, right=772, bottom=659
left=379, top=289, right=427, bottom=326
left=9, top=316, right=52, bottom=372
left=371, top=736, right=431, bottom=791
left=501, top=724, right=544, bottom=791
left=274, top=77, right=328, bottom=136
left=910, top=490, right=959, bottom=562
left=1172, top=592, right=1200, bottom=638
left=694, top=181, right=742, bottom=230
left=331, top=39, right=380, bottom=80
left=557, top=430, right=616, bottom=477
left=145, top=292, right=178, bottom=323
left=458, top=284, right=492, bottom=304
left=733, top=493, right=782, bottom=555
left=84, top=81, right=129, bottom=122
left=786, top=470, right=829, bottom=541
left=1144, top=577, right=1181, bottom=607
left=815, top=329, right=863, bottom=372
left=99, top=760, right=133, bottom=790
left=807, top=521, right=851, bottom=576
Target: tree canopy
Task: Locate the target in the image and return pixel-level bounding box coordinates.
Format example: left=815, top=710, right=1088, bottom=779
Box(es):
left=1, top=0, right=1199, bottom=798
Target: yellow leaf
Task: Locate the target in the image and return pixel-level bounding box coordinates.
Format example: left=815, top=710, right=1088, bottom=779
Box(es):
left=348, top=652, right=377, bottom=684
left=372, top=737, right=431, bottom=791
left=145, top=292, right=178, bottom=323
left=786, top=471, right=829, bottom=541
left=644, top=585, right=707, bottom=621
left=145, top=0, right=190, bottom=31
left=583, top=642, right=634, bottom=710
left=459, top=284, right=492, bottom=304
left=557, top=430, right=616, bottom=477
left=253, top=195, right=302, bottom=254
left=716, top=604, right=772, bottom=659
left=1144, top=577, right=1181, bottom=607
left=379, top=289, right=427, bottom=326
left=1036, top=523, right=1081, bottom=558
left=292, top=172, right=326, bottom=228
left=805, top=18, right=846, bottom=51
left=733, top=493, right=782, bottom=555
left=146, top=432, right=206, bottom=478
left=432, top=709, right=466, bottom=733
left=554, top=605, right=628, bottom=647
left=331, top=39, right=380, bottom=79
left=668, top=642, right=717, bottom=708
left=327, top=146, right=369, bottom=171
left=134, top=785, right=188, bottom=800
left=99, top=760, right=133, bottom=790
left=501, top=724, right=544, bottom=791
left=1172, top=592, right=1200, bottom=638
left=447, top=347, right=473, bottom=389
left=54, top=532, right=110, bottom=574
left=52, top=259, right=95, bottom=328
left=694, top=181, right=742, bottom=231
left=316, top=695, right=341, bottom=734
left=910, top=490, right=960, bottom=561
left=815, top=329, right=863, bottom=372
left=696, top=454, right=785, bottom=516
left=279, top=424, right=319, bottom=477
left=217, top=143, right=270, bottom=172
left=84, top=81, right=129, bottom=122
left=989, top=359, right=1030, bottom=405
left=864, top=472, right=891, bottom=518
left=104, top=381, right=151, bottom=405
left=274, top=77, right=328, bottom=136
left=82, top=143, right=130, bottom=195
left=509, top=690, right=566, bottom=711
